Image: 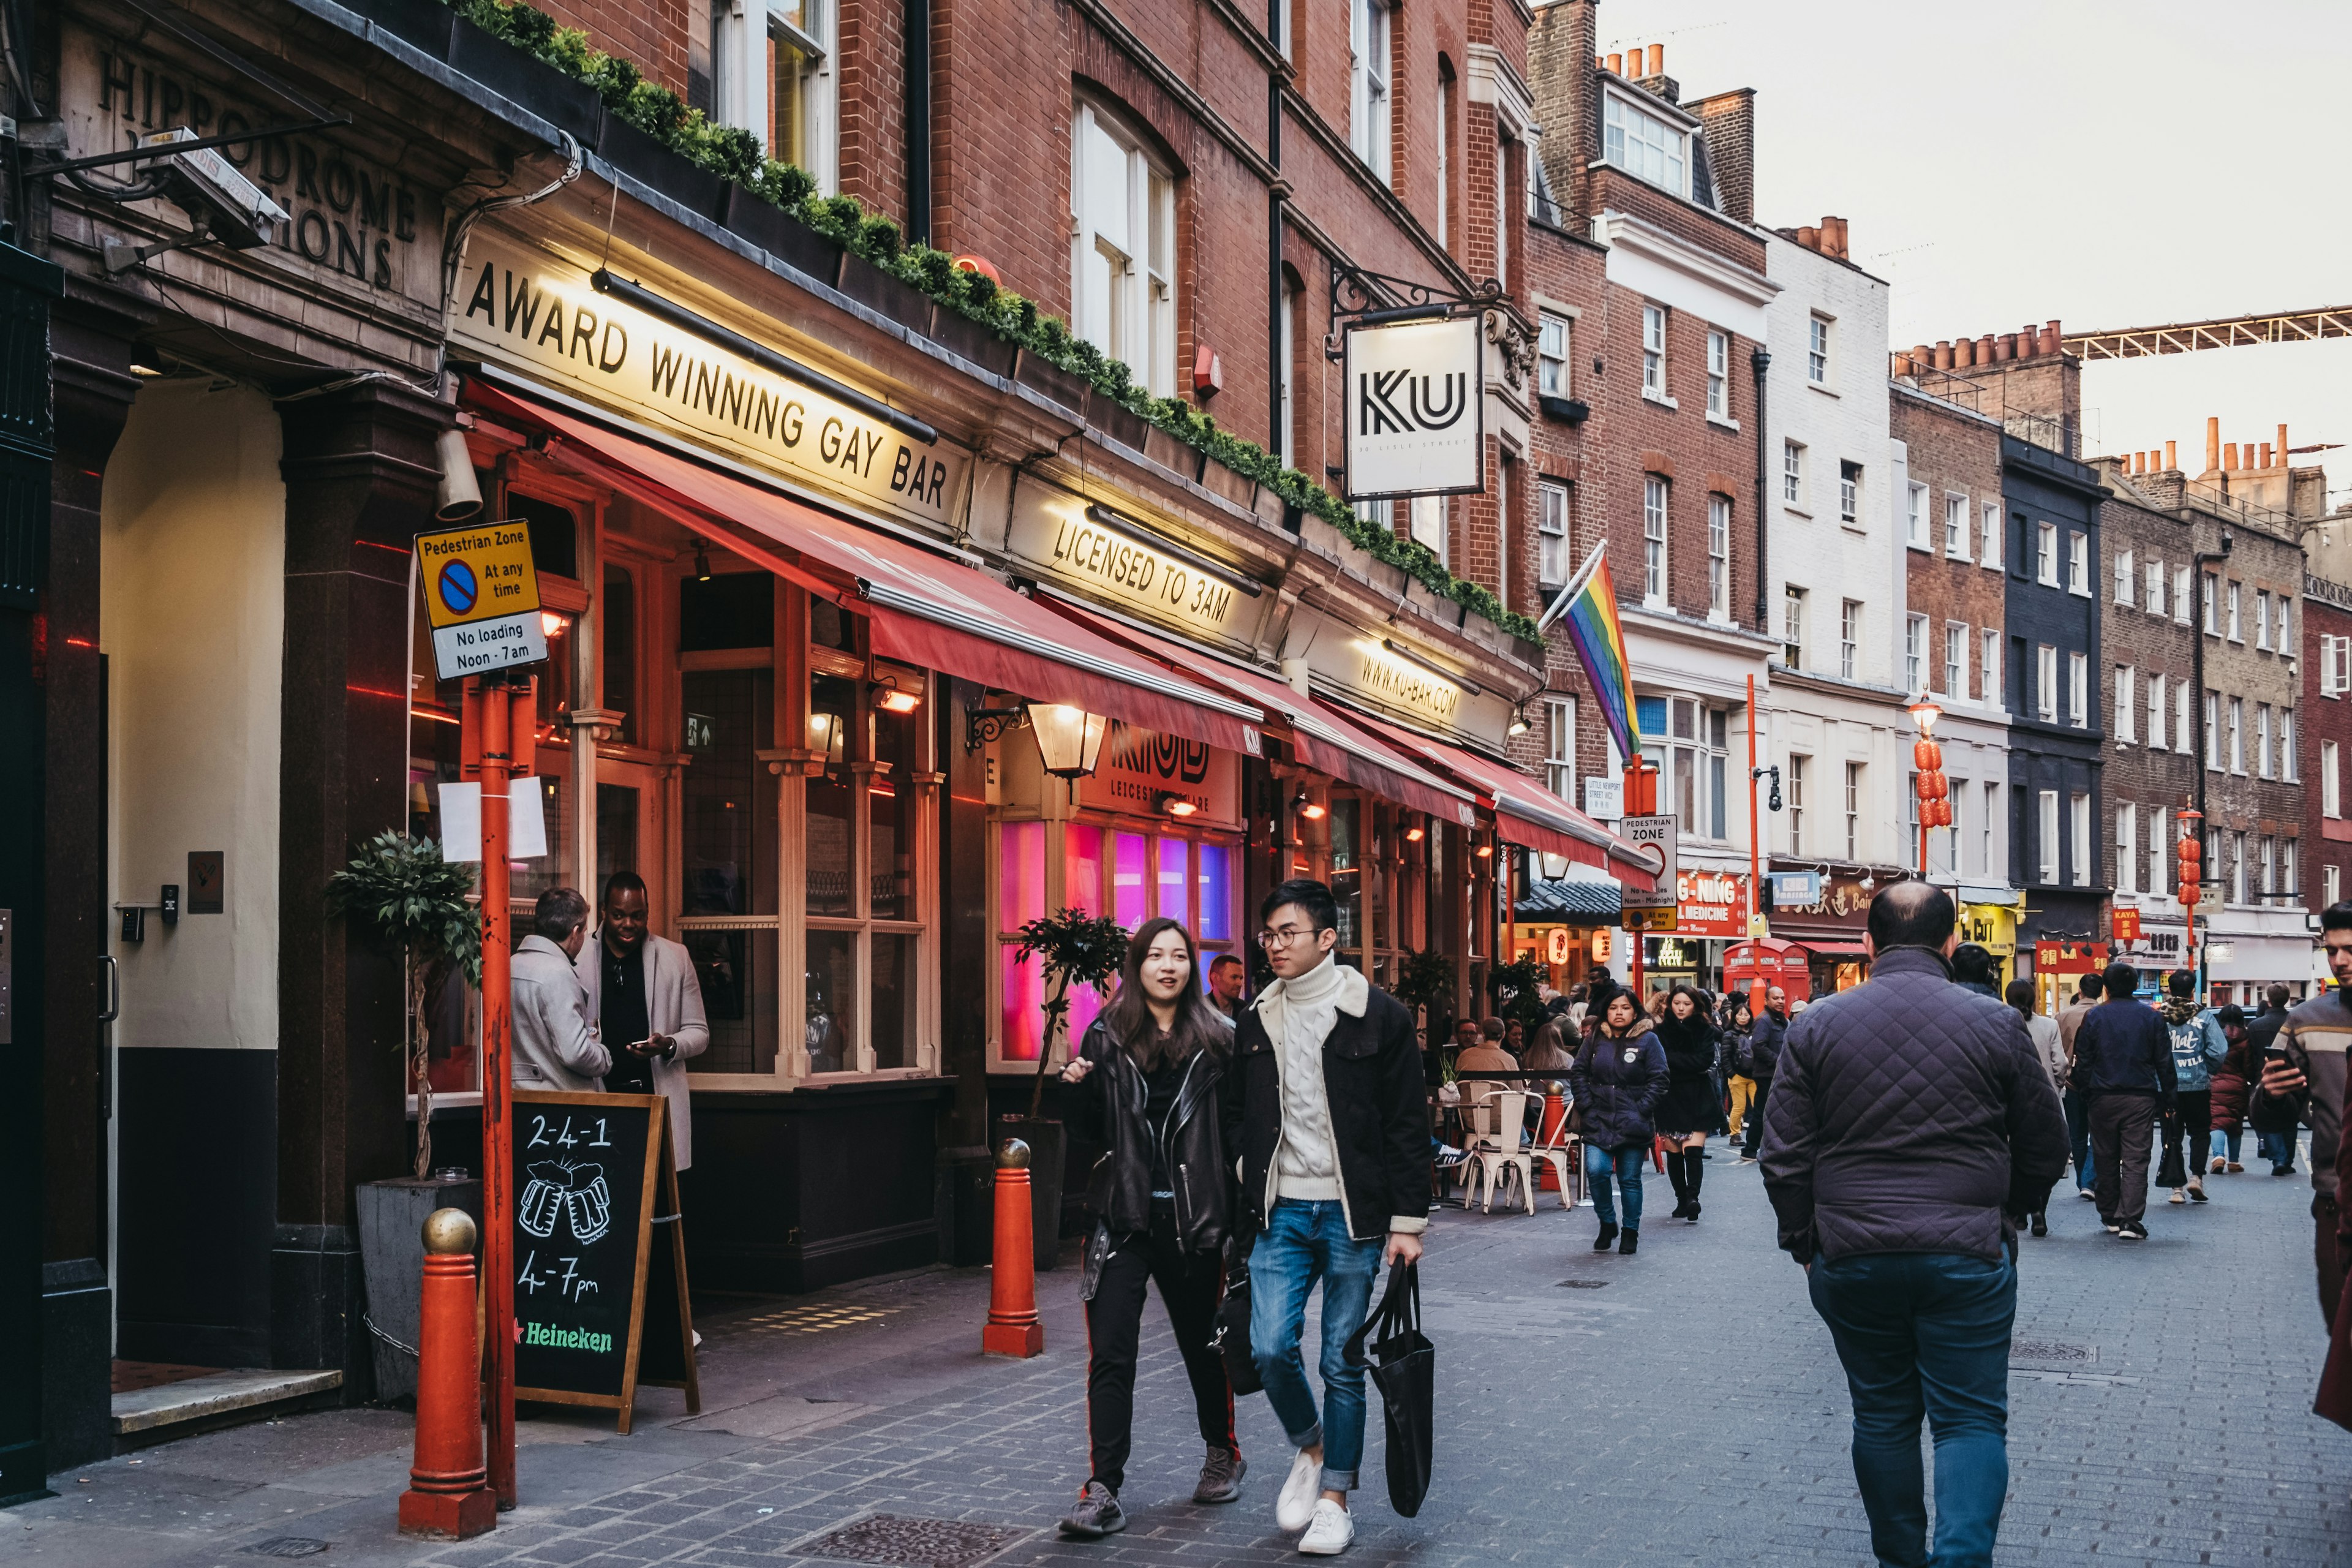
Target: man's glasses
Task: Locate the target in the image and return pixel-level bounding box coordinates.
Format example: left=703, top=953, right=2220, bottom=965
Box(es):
left=1257, top=924, right=1319, bottom=950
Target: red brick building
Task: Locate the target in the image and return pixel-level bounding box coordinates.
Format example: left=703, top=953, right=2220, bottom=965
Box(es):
left=2305, top=572, right=2352, bottom=916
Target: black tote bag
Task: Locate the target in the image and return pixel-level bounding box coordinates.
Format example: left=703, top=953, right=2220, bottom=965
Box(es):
left=2156, top=1109, right=2187, bottom=1190
left=1211, top=1228, right=1261, bottom=1396
left=1343, top=1262, right=1434, bottom=1518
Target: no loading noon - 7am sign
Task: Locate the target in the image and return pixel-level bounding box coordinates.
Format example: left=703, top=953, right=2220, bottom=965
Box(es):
left=416, top=520, right=548, bottom=681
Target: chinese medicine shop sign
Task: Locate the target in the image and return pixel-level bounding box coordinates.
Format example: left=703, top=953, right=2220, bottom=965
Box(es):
left=417, top=520, right=546, bottom=679
left=1343, top=315, right=1483, bottom=501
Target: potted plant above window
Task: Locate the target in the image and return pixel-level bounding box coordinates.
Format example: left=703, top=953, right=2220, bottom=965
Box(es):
left=328, top=830, right=483, bottom=1401
left=1003, top=908, right=1128, bottom=1271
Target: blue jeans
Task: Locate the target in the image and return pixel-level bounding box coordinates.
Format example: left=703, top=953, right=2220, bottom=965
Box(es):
left=1583, top=1144, right=1646, bottom=1230
left=2260, top=1130, right=2297, bottom=1171
left=2062, top=1087, right=2095, bottom=1191
left=1248, top=1199, right=1382, bottom=1492
left=2211, top=1128, right=2242, bottom=1165
left=1809, top=1251, right=2017, bottom=1568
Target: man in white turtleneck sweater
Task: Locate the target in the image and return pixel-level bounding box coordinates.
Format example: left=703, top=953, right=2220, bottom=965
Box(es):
left=1224, top=880, right=1430, bottom=1556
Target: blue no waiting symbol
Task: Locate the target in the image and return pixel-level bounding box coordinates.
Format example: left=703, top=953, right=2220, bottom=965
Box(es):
left=437, top=559, right=478, bottom=616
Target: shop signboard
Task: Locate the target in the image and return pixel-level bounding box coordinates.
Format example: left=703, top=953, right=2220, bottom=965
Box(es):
left=1003, top=481, right=1254, bottom=644
left=1769, top=870, right=1821, bottom=907
left=2112, top=907, right=2143, bottom=943
left=1341, top=315, right=1483, bottom=501
left=448, top=233, right=970, bottom=533
left=415, top=519, right=546, bottom=680
left=1619, top=815, right=1676, bottom=911
left=1676, top=870, right=1748, bottom=938
left=1074, top=722, right=1240, bottom=825
left=509, top=1091, right=698, bottom=1433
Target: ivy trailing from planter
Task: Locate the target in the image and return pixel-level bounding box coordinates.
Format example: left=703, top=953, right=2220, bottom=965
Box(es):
left=435, top=0, right=1540, bottom=641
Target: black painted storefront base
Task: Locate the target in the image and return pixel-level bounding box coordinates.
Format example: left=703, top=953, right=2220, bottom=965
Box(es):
left=40, top=1260, right=109, bottom=1472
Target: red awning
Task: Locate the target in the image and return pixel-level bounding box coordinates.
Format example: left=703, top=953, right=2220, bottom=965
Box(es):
left=1354, top=715, right=1660, bottom=889
left=466, top=381, right=1265, bottom=756
left=1795, top=941, right=1870, bottom=960
left=1037, top=594, right=1482, bottom=825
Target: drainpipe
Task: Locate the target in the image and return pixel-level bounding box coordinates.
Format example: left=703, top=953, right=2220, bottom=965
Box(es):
left=1752, top=347, right=1772, bottom=634
left=2191, top=530, right=2233, bottom=989
left=904, top=0, right=931, bottom=244
left=1267, top=0, right=1285, bottom=459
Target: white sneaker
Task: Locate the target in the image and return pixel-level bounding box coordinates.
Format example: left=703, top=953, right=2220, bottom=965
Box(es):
left=2168, top=1188, right=2187, bottom=1205
left=2078, top=1188, right=2097, bottom=1201
left=1276, top=1447, right=1321, bottom=1532
left=1298, top=1498, right=1354, bottom=1555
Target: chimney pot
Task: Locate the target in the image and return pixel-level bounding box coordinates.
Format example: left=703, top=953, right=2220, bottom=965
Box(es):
left=1912, top=344, right=1933, bottom=371
left=1824, top=216, right=1849, bottom=258
left=1996, top=333, right=2016, bottom=361
left=2040, top=320, right=2062, bottom=356
left=2165, top=440, right=2177, bottom=470
left=2261, top=442, right=2274, bottom=469
left=2225, top=443, right=2240, bottom=470
left=2133, top=452, right=2146, bottom=475
left=2279, top=422, right=2290, bottom=462
left=1934, top=340, right=1953, bottom=369
left=1607, top=51, right=1623, bottom=73
left=1978, top=333, right=1997, bottom=363
left=1648, top=43, right=1664, bottom=76
left=1954, top=337, right=1976, bottom=369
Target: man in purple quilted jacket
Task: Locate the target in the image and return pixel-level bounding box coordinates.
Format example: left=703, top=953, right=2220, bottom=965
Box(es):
left=1760, top=881, right=2068, bottom=1568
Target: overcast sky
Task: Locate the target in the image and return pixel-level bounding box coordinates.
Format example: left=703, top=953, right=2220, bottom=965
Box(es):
left=1608, top=0, right=2352, bottom=510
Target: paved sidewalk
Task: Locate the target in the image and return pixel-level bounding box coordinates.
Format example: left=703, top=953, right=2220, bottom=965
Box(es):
left=12, top=1144, right=2352, bottom=1567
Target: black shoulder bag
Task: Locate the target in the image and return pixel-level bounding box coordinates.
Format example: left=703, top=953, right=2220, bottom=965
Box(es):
left=1342, top=1261, right=1434, bottom=1518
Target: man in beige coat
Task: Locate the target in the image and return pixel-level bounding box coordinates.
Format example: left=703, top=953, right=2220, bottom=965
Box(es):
left=513, top=888, right=610, bottom=1091
left=573, top=872, right=710, bottom=1171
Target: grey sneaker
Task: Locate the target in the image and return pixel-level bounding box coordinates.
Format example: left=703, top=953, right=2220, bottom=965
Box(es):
left=1060, top=1480, right=1126, bottom=1538
left=1194, top=1445, right=1247, bottom=1504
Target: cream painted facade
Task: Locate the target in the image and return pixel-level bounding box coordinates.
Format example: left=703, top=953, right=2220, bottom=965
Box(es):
left=100, top=378, right=286, bottom=1052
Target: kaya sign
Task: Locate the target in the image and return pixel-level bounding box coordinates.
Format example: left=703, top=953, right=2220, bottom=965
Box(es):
left=450, top=234, right=967, bottom=529
left=1343, top=315, right=1482, bottom=501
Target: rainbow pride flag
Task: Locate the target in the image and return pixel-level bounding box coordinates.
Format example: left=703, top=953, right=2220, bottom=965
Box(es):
left=1537, top=543, right=1640, bottom=761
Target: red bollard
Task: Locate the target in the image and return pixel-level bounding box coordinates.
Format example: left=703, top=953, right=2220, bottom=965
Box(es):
left=1537, top=1091, right=1567, bottom=1191
left=398, top=1208, right=497, bottom=1539
left=981, top=1139, right=1046, bottom=1358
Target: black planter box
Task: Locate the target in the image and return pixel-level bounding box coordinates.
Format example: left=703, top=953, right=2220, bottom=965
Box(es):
left=1013, top=347, right=1089, bottom=415
left=1092, top=396, right=1150, bottom=453
left=928, top=306, right=1019, bottom=378
left=719, top=187, right=843, bottom=286
left=347, top=0, right=453, bottom=56
left=837, top=252, right=938, bottom=334
left=447, top=20, right=604, bottom=149
left=597, top=115, right=728, bottom=222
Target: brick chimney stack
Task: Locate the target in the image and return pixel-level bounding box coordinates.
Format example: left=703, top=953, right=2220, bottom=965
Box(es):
left=1691, top=88, right=1755, bottom=223
left=1528, top=0, right=1600, bottom=225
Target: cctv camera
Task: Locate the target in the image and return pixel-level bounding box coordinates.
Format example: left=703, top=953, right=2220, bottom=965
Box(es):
left=103, top=127, right=288, bottom=274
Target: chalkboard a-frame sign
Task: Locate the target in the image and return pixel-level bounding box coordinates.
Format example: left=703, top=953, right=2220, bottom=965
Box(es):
left=510, top=1090, right=701, bottom=1433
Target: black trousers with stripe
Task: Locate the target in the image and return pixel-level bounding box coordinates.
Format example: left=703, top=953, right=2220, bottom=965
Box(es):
left=1084, top=1214, right=1234, bottom=1494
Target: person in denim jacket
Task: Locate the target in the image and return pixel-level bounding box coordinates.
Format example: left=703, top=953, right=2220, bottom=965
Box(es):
left=2158, top=970, right=2229, bottom=1206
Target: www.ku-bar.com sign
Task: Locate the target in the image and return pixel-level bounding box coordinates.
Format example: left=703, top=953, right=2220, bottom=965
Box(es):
left=1343, top=314, right=1483, bottom=502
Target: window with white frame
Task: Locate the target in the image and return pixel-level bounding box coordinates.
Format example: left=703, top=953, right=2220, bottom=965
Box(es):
left=1538, top=481, right=1569, bottom=588
left=2259, top=703, right=2274, bottom=777
left=2257, top=589, right=2272, bottom=650
left=766, top=0, right=836, bottom=189
left=1841, top=599, right=1861, bottom=680
left=1983, top=503, right=2002, bottom=570
left=1349, top=0, right=1392, bottom=178
left=2203, top=571, right=2218, bottom=633
left=1409, top=494, right=1444, bottom=556
left=1707, top=495, right=1730, bottom=620
left=1787, top=753, right=1806, bottom=853
left=1783, top=440, right=1804, bottom=505
left=1905, top=614, right=1928, bottom=693
left=1945, top=492, right=1968, bottom=557
left=2329, top=741, right=2343, bottom=819
left=2116, top=665, right=2135, bottom=741
left=2204, top=688, right=2218, bottom=765
left=1945, top=622, right=1967, bottom=698
left=2146, top=556, right=2165, bottom=616
left=2117, top=802, right=2137, bottom=894
left=2285, top=709, right=2299, bottom=781
left=1603, top=89, right=1688, bottom=194
left=1706, top=330, right=1729, bottom=419
left=2232, top=831, right=2248, bottom=903
left=1845, top=761, right=1863, bottom=861
left=1639, top=696, right=1730, bottom=840
left=2264, top=834, right=2277, bottom=901
left=2229, top=695, right=2244, bottom=772
left=1072, top=101, right=1177, bottom=395
left=2326, top=635, right=2352, bottom=696
left=1278, top=284, right=1295, bottom=466
left=2068, top=530, right=2089, bottom=594
left=2330, top=864, right=2342, bottom=906
left=1538, top=312, right=1570, bottom=399
left=2038, top=790, right=2060, bottom=884
left=2227, top=579, right=2242, bottom=641
left=2175, top=565, right=2192, bottom=625
left=2036, top=522, right=2057, bottom=585
left=2116, top=548, right=2135, bottom=605
left=1643, top=476, right=1668, bottom=603
left=1642, top=304, right=1668, bottom=399
left=2277, top=595, right=2293, bottom=655
left=2036, top=644, right=2056, bottom=720
left=1840, top=461, right=1861, bottom=526
left=1807, top=315, right=1831, bottom=385
left=2071, top=792, right=2092, bottom=886
left=1905, top=483, right=1929, bottom=549
left=2284, top=839, right=2297, bottom=904
left=2150, top=805, right=2169, bottom=899
left=1783, top=585, right=1806, bottom=668
left=1981, top=629, right=2000, bottom=705
left=2069, top=650, right=2087, bottom=726
left=1545, top=696, right=1575, bottom=799
left=2180, top=682, right=2194, bottom=758
left=2147, top=672, right=2166, bottom=750
left=1432, top=60, right=1448, bottom=237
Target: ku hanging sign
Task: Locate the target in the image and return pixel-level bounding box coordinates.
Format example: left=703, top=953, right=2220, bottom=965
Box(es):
left=416, top=520, right=548, bottom=680
left=1343, top=315, right=1483, bottom=502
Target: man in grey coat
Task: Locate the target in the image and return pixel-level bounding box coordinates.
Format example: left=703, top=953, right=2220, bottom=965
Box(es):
left=513, top=888, right=610, bottom=1091
left=1761, top=881, right=2068, bottom=1568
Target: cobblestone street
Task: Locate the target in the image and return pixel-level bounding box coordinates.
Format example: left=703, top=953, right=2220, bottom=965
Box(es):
left=14, top=1145, right=2352, bottom=1568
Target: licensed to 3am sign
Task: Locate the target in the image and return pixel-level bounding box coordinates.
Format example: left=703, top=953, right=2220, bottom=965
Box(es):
left=415, top=520, right=547, bottom=681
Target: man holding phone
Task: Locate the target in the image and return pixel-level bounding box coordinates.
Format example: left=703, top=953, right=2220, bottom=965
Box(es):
left=2254, top=903, right=2352, bottom=1332
left=575, top=872, right=711, bottom=1178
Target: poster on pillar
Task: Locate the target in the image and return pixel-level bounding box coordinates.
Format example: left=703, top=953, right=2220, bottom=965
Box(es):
left=1342, top=316, right=1483, bottom=500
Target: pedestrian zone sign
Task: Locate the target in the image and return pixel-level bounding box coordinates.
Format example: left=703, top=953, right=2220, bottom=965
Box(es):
left=416, top=519, right=548, bottom=681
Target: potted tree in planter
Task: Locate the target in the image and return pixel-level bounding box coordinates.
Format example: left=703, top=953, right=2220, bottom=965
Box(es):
left=1004, top=907, right=1127, bottom=1270
left=326, top=830, right=482, bottom=1401
left=1488, top=954, right=1553, bottom=1044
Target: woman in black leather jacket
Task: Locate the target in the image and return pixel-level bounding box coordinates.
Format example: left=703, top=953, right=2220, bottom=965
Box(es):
left=1055, top=917, right=1243, bottom=1539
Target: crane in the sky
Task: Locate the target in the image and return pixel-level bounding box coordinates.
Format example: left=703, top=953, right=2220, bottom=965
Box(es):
left=2063, top=306, right=2352, bottom=361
